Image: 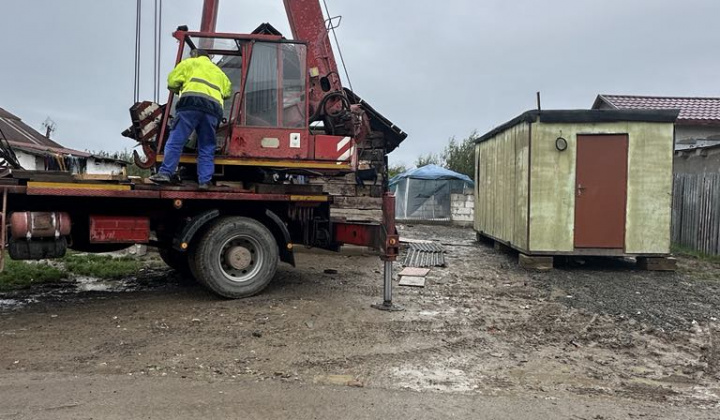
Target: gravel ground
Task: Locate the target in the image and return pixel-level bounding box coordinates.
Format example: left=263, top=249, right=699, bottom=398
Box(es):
left=1, top=224, right=719, bottom=417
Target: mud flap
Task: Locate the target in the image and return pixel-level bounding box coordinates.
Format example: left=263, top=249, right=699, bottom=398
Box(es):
left=264, top=209, right=295, bottom=267
left=172, top=210, right=220, bottom=251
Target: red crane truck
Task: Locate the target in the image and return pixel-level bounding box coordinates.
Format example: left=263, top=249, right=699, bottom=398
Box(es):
left=0, top=0, right=406, bottom=309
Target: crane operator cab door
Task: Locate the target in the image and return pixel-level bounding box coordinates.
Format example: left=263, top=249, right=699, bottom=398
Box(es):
left=163, top=35, right=245, bottom=152
left=230, top=41, right=310, bottom=160
left=160, top=34, right=309, bottom=164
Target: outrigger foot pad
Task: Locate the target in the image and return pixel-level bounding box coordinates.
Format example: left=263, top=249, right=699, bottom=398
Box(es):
left=371, top=302, right=404, bottom=312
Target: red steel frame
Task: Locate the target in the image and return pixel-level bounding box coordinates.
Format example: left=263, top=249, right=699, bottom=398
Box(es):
left=200, top=0, right=219, bottom=33
left=145, top=30, right=356, bottom=172
left=332, top=193, right=399, bottom=262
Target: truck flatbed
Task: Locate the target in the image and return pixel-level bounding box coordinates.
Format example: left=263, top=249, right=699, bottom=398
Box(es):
left=0, top=173, right=330, bottom=203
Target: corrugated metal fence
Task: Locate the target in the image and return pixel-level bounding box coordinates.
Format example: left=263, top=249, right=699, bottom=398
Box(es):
left=672, top=173, right=720, bottom=255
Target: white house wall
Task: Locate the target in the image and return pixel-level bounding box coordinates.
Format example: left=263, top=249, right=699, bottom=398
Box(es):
left=86, top=159, right=125, bottom=175
left=16, top=151, right=42, bottom=170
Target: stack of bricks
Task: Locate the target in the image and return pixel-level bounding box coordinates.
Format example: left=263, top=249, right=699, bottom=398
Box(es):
left=450, top=193, right=474, bottom=226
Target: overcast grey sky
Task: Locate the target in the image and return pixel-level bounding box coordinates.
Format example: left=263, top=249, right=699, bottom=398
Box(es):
left=2, top=0, right=719, bottom=165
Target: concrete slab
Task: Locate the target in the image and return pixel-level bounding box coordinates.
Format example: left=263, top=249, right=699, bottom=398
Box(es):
left=518, top=254, right=553, bottom=271
left=398, top=267, right=430, bottom=277
left=400, top=238, right=434, bottom=244
left=399, top=276, right=426, bottom=287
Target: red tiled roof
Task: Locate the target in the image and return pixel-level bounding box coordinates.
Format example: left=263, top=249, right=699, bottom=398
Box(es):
left=593, top=95, right=720, bottom=125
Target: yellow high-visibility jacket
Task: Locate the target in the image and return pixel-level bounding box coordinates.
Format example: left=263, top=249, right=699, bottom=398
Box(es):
left=167, top=56, right=232, bottom=106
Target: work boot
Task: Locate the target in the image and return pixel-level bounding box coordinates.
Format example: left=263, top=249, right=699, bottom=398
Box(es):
left=149, top=173, right=171, bottom=184
left=198, top=182, right=211, bottom=191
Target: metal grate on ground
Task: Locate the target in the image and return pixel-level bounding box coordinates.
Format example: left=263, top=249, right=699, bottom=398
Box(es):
left=402, top=242, right=446, bottom=267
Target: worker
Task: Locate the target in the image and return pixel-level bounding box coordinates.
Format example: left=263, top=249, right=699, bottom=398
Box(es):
left=149, top=49, right=232, bottom=189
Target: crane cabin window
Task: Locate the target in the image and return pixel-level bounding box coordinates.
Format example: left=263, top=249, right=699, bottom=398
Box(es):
left=168, top=37, right=244, bottom=121
left=281, top=44, right=307, bottom=128
left=165, top=36, right=246, bottom=149
left=184, top=36, right=244, bottom=121
left=244, top=42, right=307, bottom=128
left=245, top=43, right=278, bottom=127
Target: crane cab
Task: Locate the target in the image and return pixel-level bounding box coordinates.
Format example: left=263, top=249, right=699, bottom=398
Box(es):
left=152, top=29, right=358, bottom=178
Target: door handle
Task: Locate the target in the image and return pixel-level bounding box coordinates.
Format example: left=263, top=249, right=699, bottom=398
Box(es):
left=577, top=184, right=587, bottom=197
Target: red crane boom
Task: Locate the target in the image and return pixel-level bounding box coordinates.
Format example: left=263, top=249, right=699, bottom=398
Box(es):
left=282, top=0, right=344, bottom=112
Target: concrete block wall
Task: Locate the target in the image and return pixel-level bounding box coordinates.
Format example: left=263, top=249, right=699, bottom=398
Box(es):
left=451, top=193, right=474, bottom=226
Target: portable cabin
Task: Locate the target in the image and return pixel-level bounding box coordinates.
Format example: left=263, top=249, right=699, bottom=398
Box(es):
left=474, top=109, right=678, bottom=269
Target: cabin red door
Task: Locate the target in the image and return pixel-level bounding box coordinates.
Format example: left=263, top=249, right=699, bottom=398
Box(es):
left=574, top=134, right=628, bottom=249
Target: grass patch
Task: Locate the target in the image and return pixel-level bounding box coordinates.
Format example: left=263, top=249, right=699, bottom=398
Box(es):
left=672, top=244, right=720, bottom=264
left=62, top=254, right=143, bottom=279
left=0, top=252, right=150, bottom=291
left=0, top=259, right=68, bottom=291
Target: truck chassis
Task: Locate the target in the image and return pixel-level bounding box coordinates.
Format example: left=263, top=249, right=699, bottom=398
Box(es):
left=0, top=175, right=399, bottom=307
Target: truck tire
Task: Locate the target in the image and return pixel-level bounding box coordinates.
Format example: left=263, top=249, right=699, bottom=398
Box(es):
left=192, top=216, right=278, bottom=298
left=159, top=248, right=192, bottom=278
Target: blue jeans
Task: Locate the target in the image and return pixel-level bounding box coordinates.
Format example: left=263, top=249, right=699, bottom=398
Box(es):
left=158, top=110, right=218, bottom=184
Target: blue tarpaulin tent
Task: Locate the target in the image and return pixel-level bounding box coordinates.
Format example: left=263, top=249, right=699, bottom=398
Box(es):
left=389, top=164, right=474, bottom=221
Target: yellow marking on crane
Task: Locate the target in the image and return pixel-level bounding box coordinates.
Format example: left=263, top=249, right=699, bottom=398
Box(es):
left=27, top=182, right=131, bottom=191
left=156, top=155, right=352, bottom=170
left=289, top=195, right=328, bottom=202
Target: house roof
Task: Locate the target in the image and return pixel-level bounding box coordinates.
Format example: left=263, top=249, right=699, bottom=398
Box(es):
left=0, top=107, right=64, bottom=148
left=593, top=95, right=720, bottom=126
left=0, top=107, right=126, bottom=165
left=8, top=140, right=92, bottom=158
left=475, top=109, right=679, bottom=144
left=675, top=142, right=720, bottom=156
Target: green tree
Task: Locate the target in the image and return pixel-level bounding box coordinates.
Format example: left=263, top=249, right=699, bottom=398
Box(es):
left=388, top=163, right=408, bottom=179
left=441, top=130, right=477, bottom=178
left=414, top=153, right=441, bottom=168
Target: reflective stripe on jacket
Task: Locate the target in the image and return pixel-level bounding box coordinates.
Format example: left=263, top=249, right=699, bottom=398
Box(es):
left=167, top=56, right=232, bottom=107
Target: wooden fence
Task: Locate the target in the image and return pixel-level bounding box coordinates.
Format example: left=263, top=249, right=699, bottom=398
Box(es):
left=672, top=173, right=720, bottom=255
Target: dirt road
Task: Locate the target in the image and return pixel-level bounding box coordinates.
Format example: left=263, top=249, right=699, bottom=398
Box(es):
left=1, top=224, right=719, bottom=419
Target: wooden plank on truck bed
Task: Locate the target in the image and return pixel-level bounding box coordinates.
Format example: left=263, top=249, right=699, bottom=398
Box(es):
left=255, top=183, right=324, bottom=195
left=74, top=173, right=127, bottom=181
left=12, top=170, right=75, bottom=182
left=313, top=183, right=357, bottom=196
left=332, top=196, right=383, bottom=209
left=330, top=208, right=383, bottom=223
left=356, top=185, right=384, bottom=197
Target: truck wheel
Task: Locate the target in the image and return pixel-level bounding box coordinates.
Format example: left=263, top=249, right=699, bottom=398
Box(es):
left=192, top=217, right=278, bottom=298
left=159, top=248, right=192, bottom=278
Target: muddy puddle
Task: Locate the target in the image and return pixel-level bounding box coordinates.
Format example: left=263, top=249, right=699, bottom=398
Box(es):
left=0, top=269, right=175, bottom=310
